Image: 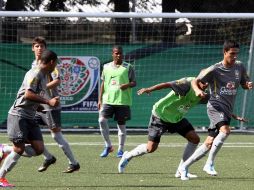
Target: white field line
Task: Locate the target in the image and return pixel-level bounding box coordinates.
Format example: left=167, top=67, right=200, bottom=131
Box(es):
left=42, top=142, right=254, bottom=148
left=0, top=134, right=253, bottom=147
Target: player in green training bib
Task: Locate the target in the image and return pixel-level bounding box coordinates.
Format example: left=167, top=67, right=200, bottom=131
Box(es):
left=98, top=45, right=136, bottom=158
left=118, top=77, right=208, bottom=178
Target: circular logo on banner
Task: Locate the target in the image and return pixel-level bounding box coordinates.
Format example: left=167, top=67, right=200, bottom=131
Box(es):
left=88, top=57, right=99, bottom=69
left=58, top=57, right=91, bottom=106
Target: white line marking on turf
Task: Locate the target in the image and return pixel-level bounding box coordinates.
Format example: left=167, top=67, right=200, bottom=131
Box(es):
left=43, top=142, right=254, bottom=148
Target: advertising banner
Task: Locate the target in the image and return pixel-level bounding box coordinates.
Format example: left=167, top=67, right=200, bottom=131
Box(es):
left=57, top=56, right=100, bottom=112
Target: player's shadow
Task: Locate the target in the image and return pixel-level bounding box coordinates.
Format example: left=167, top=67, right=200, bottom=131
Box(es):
left=102, top=172, right=167, bottom=175
left=18, top=184, right=202, bottom=188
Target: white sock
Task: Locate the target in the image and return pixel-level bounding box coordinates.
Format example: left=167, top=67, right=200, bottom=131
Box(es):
left=176, top=142, right=198, bottom=171
left=125, top=144, right=148, bottom=161
left=117, top=124, right=126, bottom=152
left=0, top=150, right=21, bottom=178
left=52, top=132, right=78, bottom=165
left=205, top=131, right=228, bottom=166
left=2, top=145, right=13, bottom=154
left=99, top=117, right=111, bottom=147
left=182, top=143, right=210, bottom=168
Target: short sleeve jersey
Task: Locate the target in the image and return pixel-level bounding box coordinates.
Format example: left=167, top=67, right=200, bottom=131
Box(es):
left=32, top=60, right=61, bottom=110
left=8, top=67, right=48, bottom=119
left=152, top=77, right=201, bottom=123
left=197, top=61, right=249, bottom=117
left=101, top=61, right=136, bottom=106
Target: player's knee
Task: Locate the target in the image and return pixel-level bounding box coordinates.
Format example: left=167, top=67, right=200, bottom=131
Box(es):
left=192, top=138, right=200, bottom=145
left=50, top=127, right=61, bottom=133
left=189, top=135, right=200, bottom=144
left=220, top=127, right=231, bottom=135
left=147, top=144, right=158, bottom=153
left=13, top=146, right=25, bottom=155
left=98, top=117, right=107, bottom=125
left=147, top=147, right=157, bottom=153
left=117, top=126, right=126, bottom=136
left=118, top=130, right=126, bottom=136
left=34, top=146, right=44, bottom=155
left=204, top=137, right=214, bottom=149
left=186, top=131, right=200, bottom=144
left=117, top=120, right=126, bottom=125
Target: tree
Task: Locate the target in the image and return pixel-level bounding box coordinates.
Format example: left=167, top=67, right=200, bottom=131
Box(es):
left=2, top=0, right=25, bottom=42
left=5, top=0, right=24, bottom=10
left=108, top=0, right=131, bottom=44
left=161, top=0, right=180, bottom=44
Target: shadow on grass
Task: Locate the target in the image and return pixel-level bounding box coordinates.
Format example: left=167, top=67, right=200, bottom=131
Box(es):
left=198, top=176, right=254, bottom=181
left=17, top=184, right=202, bottom=188
left=101, top=172, right=168, bottom=175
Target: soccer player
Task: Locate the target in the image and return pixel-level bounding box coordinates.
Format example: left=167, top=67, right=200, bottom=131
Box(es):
left=0, top=50, right=59, bottom=187
left=179, top=40, right=253, bottom=180
left=31, top=36, right=80, bottom=173
left=118, top=77, right=208, bottom=177
left=98, top=45, right=136, bottom=158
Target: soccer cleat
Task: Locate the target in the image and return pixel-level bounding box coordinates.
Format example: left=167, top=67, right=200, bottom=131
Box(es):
left=38, top=156, right=57, bottom=172
left=178, top=167, right=189, bottom=181
left=0, top=178, right=15, bottom=187
left=175, top=170, right=198, bottom=178
left=100, top=146, right=114, bottom=157
left=118, top=151, right=129, bottom=173
left=203, top=164, right=218, bottom=176
left=116, top=150, right=124, bottom=158
left=63, top=163, right=80, bottom=173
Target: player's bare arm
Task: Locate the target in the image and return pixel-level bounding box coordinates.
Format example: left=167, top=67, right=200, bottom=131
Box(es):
left=98, top=81, right=104, bottom=110
left=47, top=78, right=60, bottom=89
left=120, top=81, right=136, bottom=90
left=231, top=114, right=248, bottom=122
left=191, top=79, right=207, bottom=98
left=137, top=82, right=172, bottom=95
left=25, top=89, right=59, bottom=107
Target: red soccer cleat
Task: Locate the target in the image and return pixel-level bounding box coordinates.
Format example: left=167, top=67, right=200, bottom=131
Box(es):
left=0, top=178, right=15, bottom=187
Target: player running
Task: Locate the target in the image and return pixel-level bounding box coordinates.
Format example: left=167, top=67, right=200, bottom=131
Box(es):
left=179, top=40, right=252, bottom=180
left=118, top=76, right=208, bottom=177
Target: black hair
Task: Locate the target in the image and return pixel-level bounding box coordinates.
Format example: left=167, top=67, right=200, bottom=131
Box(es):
left=112, top=45, right=123, bottom=52
left=40, top=49, right=57, bottom=64
left=223, top=40, right=240, bottom=52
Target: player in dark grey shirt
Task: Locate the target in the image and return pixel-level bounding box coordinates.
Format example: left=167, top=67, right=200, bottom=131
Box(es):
left=0, top=50, right=59, bottom=187
left=179, top=40, right=252, bottom=180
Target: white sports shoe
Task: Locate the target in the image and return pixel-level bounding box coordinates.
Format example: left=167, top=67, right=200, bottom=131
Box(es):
left=118, top=151, right=129, bottom=173
left=175, top=170, right=198, bottom=178
left=178, top=167, right=189, bottom=181
left=203, top=164, right=218, bottom=176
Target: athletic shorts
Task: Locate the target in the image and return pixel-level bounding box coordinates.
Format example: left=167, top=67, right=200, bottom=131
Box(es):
left=7, top=114, right=43, bottom=144
left=99, top=104, right=131, bottom=121
left=207, top=105, right=231, bottom=130
left=148, top=114, right=194, bottom=143
left=34, top=109, right=61, bottom=129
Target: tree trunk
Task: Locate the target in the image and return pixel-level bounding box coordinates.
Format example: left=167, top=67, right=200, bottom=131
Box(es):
left=2, top=0, right=24, bottom=43
left=161, top=0, right=179, bottom=44
left=113, top=0, right=130, bottom=44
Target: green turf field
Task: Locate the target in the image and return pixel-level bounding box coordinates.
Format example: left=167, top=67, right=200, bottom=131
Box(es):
left=0, top=133, right=253, bottom=189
